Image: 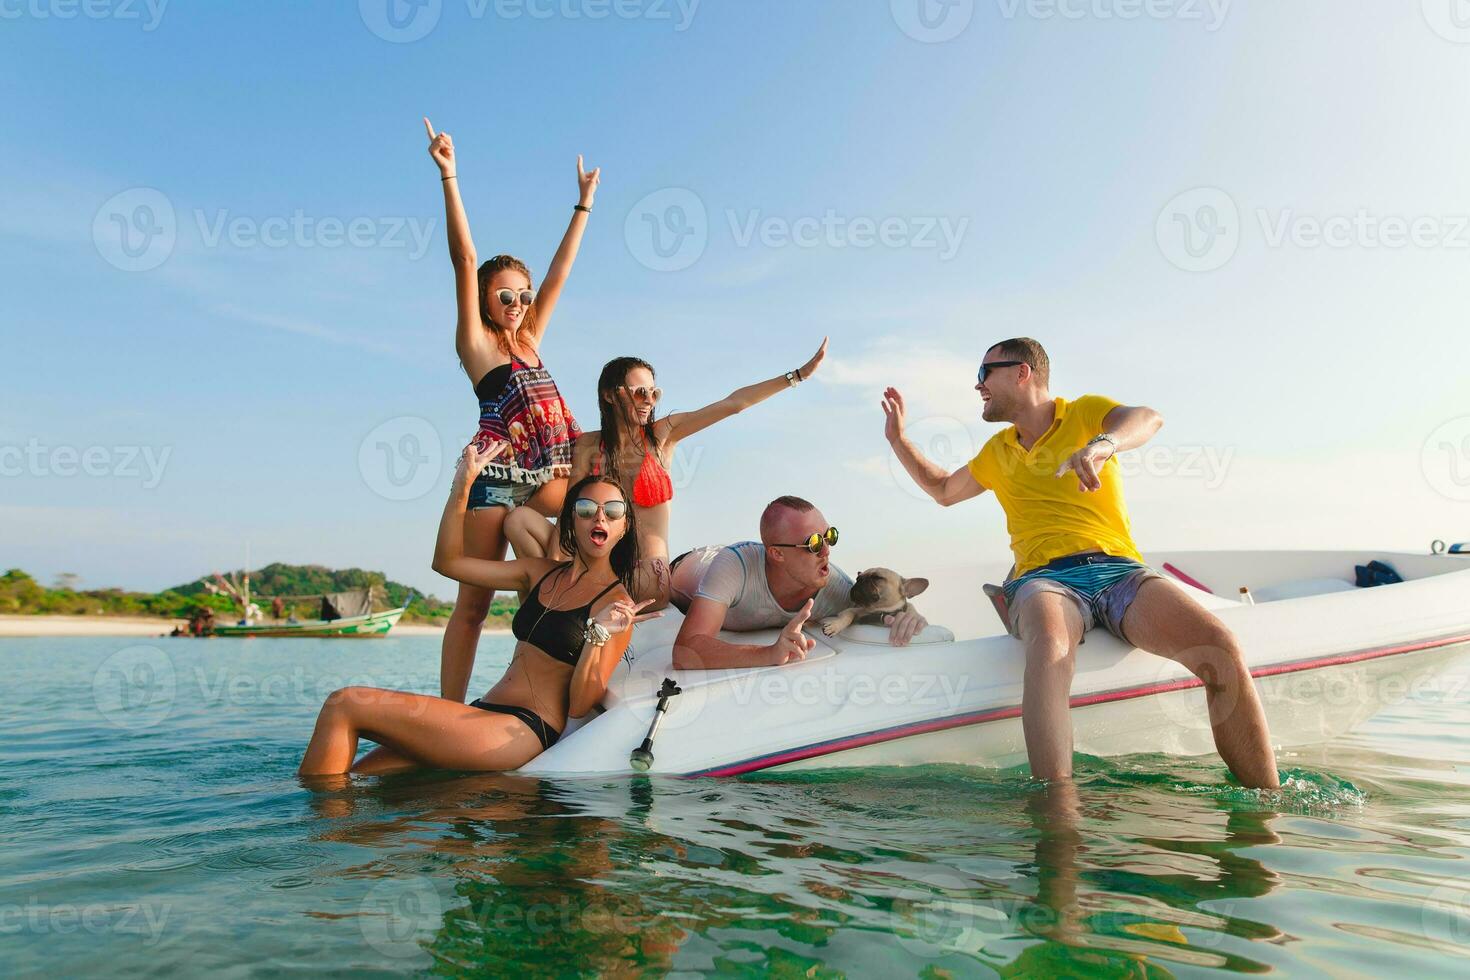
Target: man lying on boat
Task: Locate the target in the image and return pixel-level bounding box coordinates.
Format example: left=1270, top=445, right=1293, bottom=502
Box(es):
left=882, top=338, right=1281, bottom=790
left=666, top=495, right=930, bottom=669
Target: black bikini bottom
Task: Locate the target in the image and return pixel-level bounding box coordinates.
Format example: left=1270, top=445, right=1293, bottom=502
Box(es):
left=469, top=699, right=560, bottom=751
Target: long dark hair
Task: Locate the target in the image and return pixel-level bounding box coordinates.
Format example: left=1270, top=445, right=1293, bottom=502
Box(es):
left=476, top=254, right=535, bottom=354
left=595, top=356, right=661, bottom=492
left=557, top=475, right=640, bottom=590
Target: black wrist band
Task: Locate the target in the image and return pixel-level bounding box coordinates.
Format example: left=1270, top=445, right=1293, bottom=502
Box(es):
left=442, top=175, right=457, bottom=182
left=574, top=204, right=592, bottom=213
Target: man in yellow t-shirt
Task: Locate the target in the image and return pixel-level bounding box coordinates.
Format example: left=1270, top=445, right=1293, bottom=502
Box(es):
left=883, top=338, right=1278, bottom=789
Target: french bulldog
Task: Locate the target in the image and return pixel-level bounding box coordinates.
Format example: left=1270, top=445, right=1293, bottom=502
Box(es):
left=819, top=568, right=929, bottom=637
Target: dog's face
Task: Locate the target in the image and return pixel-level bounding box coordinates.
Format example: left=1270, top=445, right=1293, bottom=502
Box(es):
left=849, top=568, right=929, bottom=612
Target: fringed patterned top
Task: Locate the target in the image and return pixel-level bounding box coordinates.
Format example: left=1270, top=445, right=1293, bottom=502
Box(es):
left=474, top=355, right=581, bottom=485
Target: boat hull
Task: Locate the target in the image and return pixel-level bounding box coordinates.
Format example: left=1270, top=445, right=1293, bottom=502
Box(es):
left=209, top=606, right=405, bottom=637
left=521, top=550, right=1470, bottom=777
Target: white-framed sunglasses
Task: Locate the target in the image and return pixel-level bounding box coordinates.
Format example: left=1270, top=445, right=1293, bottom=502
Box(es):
left=495, top=288, right=536, bottom=308
left=617, top=385, right=663, bottom=403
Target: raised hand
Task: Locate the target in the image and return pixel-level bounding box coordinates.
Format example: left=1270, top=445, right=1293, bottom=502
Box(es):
left=881, top=386, right=908, bottom=444
left=425, top=117, right=455, bottom=176
left=1054, top=438, right=1114, bottom=493
left=768, top=599, right=816, bottom=666
left=452, top=440, right=508, bottom=493
left=577, top=154, right=601, bottom=207
left=593, top=598, right=662, bottom=636
left=798, top=337, right=829, bottom=381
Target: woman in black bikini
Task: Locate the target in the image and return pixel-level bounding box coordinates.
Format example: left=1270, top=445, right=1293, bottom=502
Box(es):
left=504, top=340, right=829, bottom=608
left=425, top=117, right=597, bottom=706
left=299, top=443, right=660, bottom=777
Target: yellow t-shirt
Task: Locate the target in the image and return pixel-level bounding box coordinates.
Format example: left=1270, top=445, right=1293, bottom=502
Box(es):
left=968, top=395, right=1143, bottom=577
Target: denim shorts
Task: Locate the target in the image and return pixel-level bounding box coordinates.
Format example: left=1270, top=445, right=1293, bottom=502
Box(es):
left=1003, top=553, right=1160, bottom=644
left=467, top=471, right=538, bottom=511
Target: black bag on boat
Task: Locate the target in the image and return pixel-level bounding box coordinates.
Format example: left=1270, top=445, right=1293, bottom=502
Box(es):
left=1354, top=560, right=1403, bottom=588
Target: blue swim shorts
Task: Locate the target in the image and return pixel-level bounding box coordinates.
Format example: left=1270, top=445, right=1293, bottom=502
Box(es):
left=1002, top=552, right=1161, bottom=644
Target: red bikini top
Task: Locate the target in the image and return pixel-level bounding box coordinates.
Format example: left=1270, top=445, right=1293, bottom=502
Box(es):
left=594, top=430, right=673, bottom=508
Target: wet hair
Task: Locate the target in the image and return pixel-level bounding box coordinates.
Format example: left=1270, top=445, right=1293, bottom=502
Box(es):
left=985, top=337, right=1050, bottom=387
left=558, top=474, right=640, bottom=589
left=759, top=495, right=816, bottom=543
left=595, top=356, right=661, bottom=493
left=476, top=255, right=535, bottom=351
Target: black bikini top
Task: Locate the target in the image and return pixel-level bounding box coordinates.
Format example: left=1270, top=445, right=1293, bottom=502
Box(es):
left=511, top=564, right=622, bottom=666
left=474, top=353, right=545, bottom=402
left=474, top=361, right=513, bottom=402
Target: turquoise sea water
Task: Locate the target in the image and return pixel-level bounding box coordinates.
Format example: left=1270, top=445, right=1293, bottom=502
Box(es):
left=4, top=635, right=1470, bottom=977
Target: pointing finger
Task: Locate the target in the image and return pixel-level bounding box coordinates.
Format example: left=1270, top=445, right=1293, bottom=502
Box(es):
left=424, top=117, right=436, bottom=140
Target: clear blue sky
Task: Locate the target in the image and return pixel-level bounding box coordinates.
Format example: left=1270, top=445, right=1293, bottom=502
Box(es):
left=4, top=1, right=1469, bottom=597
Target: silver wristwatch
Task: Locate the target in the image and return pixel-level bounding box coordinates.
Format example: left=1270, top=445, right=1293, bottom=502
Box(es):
left=784, top=370, right=801, bottom=388
left=584, top=620, right=612, bottom=647
left=1088, top=433, right=1118, bottom=453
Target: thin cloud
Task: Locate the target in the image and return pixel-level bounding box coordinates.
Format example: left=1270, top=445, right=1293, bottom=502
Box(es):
left=210, top=304, right=399, bottom=356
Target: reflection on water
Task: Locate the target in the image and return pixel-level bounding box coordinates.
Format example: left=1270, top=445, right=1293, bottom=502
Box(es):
left=3, top=636, right=1470, bottom=976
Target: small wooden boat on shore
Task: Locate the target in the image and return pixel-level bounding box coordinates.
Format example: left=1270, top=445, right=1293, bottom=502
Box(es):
left=201, top=586, right=407, bottom=638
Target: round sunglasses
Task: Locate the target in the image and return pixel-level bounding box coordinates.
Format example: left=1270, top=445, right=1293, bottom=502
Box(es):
left=574, top=497, right=628, bottom=521
left=772, top=526, right=839, bottom=554
left=617, top=384, right=662, bottom=403
left=495, top=288, right=536, bottom=308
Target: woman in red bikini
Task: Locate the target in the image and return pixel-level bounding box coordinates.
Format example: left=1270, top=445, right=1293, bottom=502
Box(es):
left=505, top=341, right=829, bottom=608
left=425, top=117, right=597, bottom=704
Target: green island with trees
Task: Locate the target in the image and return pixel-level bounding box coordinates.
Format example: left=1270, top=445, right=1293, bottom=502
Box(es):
left=0, top=564, right=517, bottom=629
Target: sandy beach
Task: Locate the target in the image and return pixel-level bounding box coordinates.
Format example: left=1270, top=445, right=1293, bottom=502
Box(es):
left=0, top=615, right=186, bottom=637
left=0, top=615, right=509, bottom=638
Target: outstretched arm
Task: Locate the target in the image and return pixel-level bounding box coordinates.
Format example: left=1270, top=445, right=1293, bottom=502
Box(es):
left=661, top=338, right=828, bottom=445
left=425, top=118, right=490, bottom=370
left=883, top=387, right=986, bottom=507
left=431, top=442, right=546, bottom=592
left=526, top=155, right=601, bottom=343
left=1054, top=405, right=1164, bottom=492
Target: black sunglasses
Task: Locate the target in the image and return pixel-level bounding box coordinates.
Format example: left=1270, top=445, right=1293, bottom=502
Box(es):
left=772, top=527, right=839, bottom=554
left=977, top=360, right=1025, bottom=385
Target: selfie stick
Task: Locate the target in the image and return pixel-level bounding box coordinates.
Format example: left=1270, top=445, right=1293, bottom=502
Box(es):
left=629, top=677, right=682, bottom=772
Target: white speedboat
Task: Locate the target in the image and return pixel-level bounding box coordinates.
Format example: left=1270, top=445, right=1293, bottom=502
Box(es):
left=521, top=548, right=1470, bottom=777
